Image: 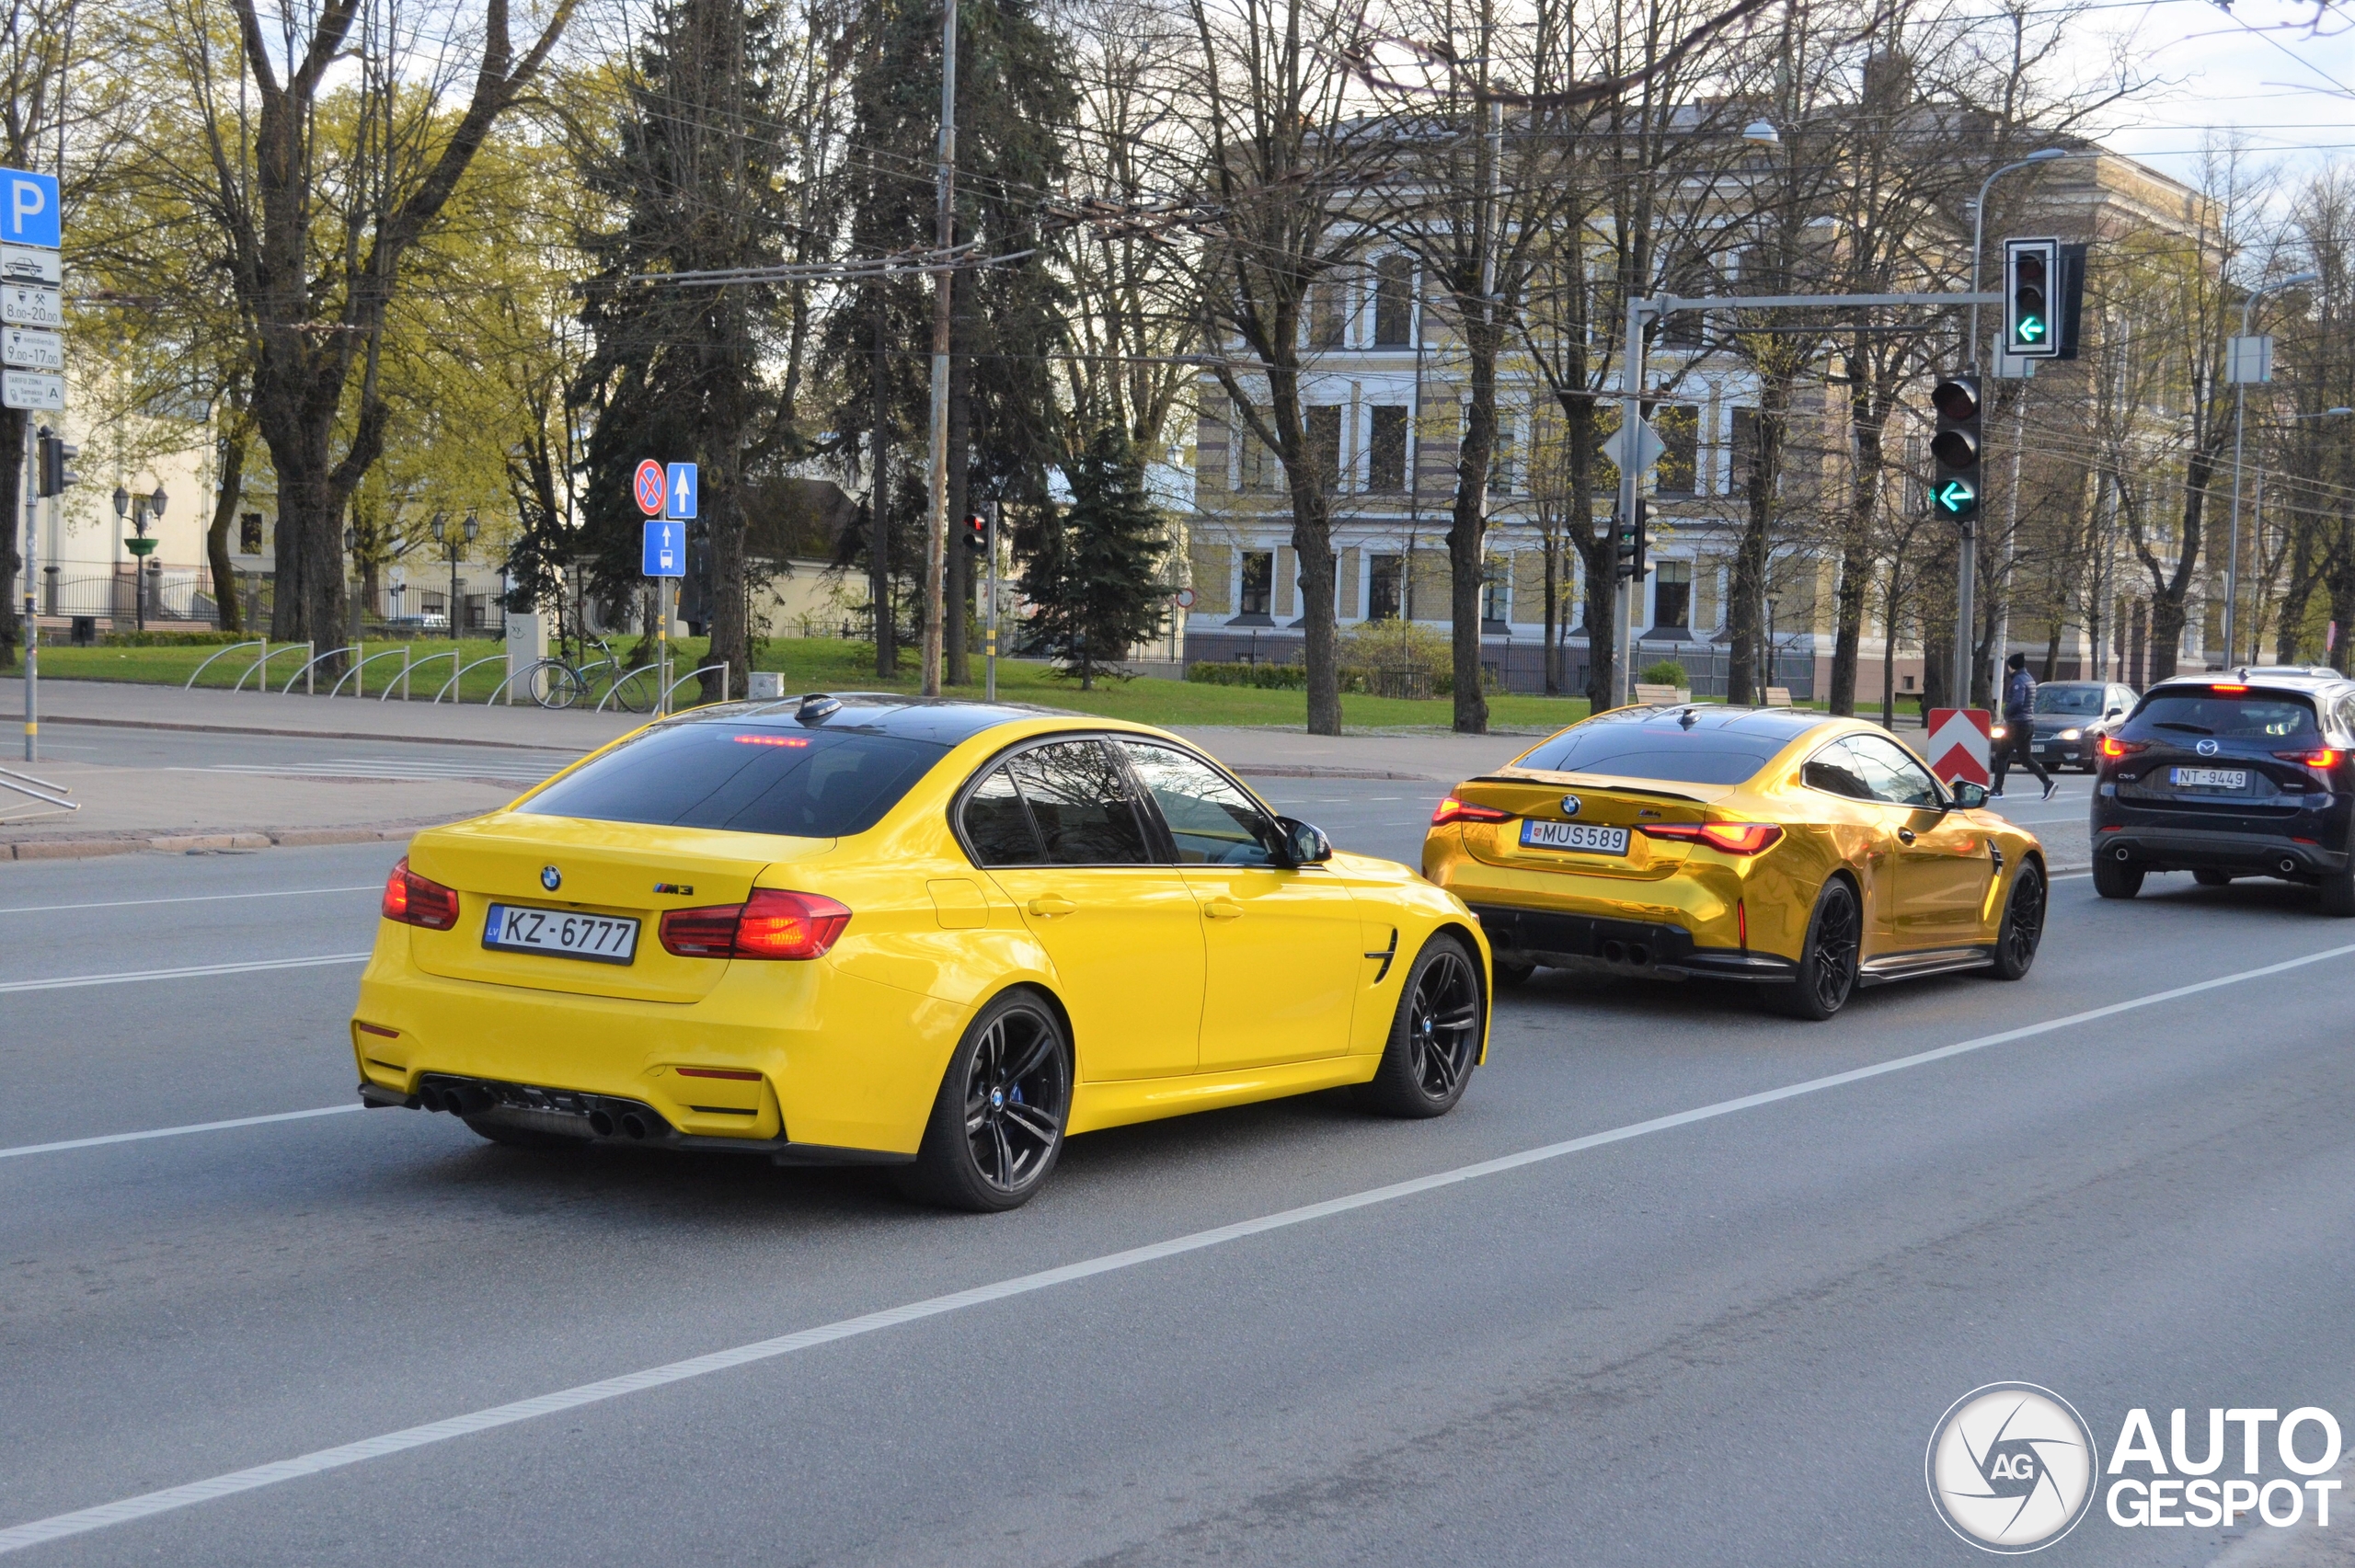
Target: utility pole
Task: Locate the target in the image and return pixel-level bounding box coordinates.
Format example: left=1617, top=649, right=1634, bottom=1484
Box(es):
left=921, top=0, right=958, bottom=697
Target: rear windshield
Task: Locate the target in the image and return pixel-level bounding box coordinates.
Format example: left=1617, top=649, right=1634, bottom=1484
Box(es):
left=2124, top=692, right=2317, bottom=741
left=521, top=724, right=948, bottom=837
left=1515, top=721, right=1776, bottom=786
left=2032, top=685, right=2107, bottom=715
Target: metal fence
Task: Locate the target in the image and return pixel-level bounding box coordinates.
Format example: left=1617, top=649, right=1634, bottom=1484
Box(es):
left=45, top=570, right=219, bottom=624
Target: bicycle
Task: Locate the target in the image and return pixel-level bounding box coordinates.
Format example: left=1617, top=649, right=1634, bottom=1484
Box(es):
left=514, top=635, right=656, bottom=712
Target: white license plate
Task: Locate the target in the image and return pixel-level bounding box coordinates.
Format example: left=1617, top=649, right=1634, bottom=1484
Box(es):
left=1521, top=820, right=1630, bottom=856
left=2168, top=767, right=2248, bottom=791
left=483, top=903, right=639, bottom=964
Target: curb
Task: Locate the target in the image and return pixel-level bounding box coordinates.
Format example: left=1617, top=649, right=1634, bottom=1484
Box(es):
left=2, top=816, right=469, bottom=863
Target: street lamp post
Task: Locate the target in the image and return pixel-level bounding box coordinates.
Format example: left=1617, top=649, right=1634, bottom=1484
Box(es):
left=111, top=482, right=169, bottom=633
left=2224, top=274, right=2324, bottom=669
left=1956, top=147, right=2068, bottom=708
left=430, top=509, right=480, bottom=636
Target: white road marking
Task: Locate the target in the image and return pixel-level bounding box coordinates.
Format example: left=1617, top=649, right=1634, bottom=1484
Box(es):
left=0, top=954, right=372, bottom=994
left=0, top=886, right=382, bottom=916
left=0, top=1105, right=362, bottom=1161
left=5, top=942, right=2349, bottom=1555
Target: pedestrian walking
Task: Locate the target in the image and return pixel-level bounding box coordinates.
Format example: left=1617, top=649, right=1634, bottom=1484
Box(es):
left=1990, top=651, right=2057, bottom=801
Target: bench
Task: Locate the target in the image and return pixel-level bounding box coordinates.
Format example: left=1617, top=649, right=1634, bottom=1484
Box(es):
left=1763, top=686, right=1793, bottom=707
left=1633, top=682, right=1691, bottom=705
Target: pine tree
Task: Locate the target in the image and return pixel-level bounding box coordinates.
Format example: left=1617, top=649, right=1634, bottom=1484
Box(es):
left=1017, top=429, right=1167, bottom=689
left=568, top=0, right=797, bottom=693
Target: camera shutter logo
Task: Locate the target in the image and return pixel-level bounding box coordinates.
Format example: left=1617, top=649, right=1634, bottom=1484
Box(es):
left=1926, top=1383, right=2100, bottom=1553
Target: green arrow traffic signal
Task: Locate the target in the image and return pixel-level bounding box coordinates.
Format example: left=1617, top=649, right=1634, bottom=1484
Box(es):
left=1935, top=480, right=1976, bottom=514
left=2016, top=315, right=2047, bottom=343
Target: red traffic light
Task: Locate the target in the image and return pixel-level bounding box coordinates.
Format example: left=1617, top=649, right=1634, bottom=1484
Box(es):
left=1930, top=377, right=1981, bottom=423
left=961, top=513, right=988, bottom=554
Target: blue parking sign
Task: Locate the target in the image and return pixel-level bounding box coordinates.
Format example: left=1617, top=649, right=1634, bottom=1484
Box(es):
left=0, top=168, right=58, bottom=248
left=664, top=463, right=697, bottom=521
left=642, top=519, right=684, bottom=578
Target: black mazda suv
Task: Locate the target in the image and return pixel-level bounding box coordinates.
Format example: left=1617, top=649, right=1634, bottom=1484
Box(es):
left=2091, top=668, right=2355, bottom=913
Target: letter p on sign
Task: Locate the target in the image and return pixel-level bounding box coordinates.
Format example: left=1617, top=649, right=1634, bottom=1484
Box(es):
left=0, top=169, right=58, bottom=249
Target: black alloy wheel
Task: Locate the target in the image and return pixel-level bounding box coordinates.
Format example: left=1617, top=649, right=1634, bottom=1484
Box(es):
left=1987, top=863, right=2046, bottom=981
left=2092, top=853, right=2143, bottom=900
left=899, top=992, right=1072, bottom=1212
left=1764, top=878, right=1860, bottom=1021
left=1361, top=936, right=1484, bottom=1117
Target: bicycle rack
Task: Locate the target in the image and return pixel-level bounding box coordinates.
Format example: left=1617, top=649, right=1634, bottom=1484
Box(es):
left=282, top=645, right=358, bottom=695
left=661, top=664, right=729, bottom=711
left=328, top=646, right=413, bottom=700
left=185, top=640, right=267, bottom=692
left=235, top=641, right=308, bottom=693
left=384, top=648, right=457, bottom=702
left=432, top=654, right=509, bottom=704
left=0, top=763, right=75, bottom=814
left=595, top=665, right=661, bottom=714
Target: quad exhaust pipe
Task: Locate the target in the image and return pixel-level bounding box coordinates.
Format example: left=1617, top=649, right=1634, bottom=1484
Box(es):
left=411, top=1075, right=668, bottom=1140
left=1599, top=940, right=1653, bottom=967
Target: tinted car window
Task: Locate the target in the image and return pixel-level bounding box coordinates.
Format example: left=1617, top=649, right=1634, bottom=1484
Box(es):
left=961, top=763, right=1042, bottom=866
left=522, top=724, right=947, bottom=837
left=1007, top=740, right=1151, bottom=865
left=1516, top=719, right=1778, bottom=786
left=2031, top=684, right=2106, bottom=715
left=1844, top=734, right=1944, bottom=809
left=2126, top=692, right=2317, bottom=740
left=1120, top=741, right=1283, bottom=865
left=1801, top=738, right=1876, bottom=801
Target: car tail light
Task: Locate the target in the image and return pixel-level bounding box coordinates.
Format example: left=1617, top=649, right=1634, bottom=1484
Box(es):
left=381, top=857, right=459, bottom=930
left=2211, top=683, right=2248, bottom=692
left=1638, top=821, right=1784, bottom=854
left=1431, top=795, right=1513, bottom=827
left=2098, top=736, right=2145, bottom=760
left=2276, top=748, right=2343, bottom=769
left=661, top=890, right=852, bottom=960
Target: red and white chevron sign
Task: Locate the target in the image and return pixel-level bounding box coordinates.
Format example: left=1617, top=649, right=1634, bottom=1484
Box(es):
left=1925, top=707, right=1993, bottom=786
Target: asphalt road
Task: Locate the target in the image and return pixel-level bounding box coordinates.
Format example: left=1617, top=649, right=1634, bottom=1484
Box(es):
left=1, top=779, right=2349, bottom=1564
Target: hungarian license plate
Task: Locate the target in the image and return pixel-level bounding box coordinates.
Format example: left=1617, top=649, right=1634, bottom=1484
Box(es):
left=483, top=903, right=639, bottom=964
left=2168, top=767, right=2248, bottom=791
left=1521, top=819, right=1630, bottom=856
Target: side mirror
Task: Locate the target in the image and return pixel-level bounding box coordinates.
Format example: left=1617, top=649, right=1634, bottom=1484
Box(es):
left=1277, top=817, right=1333, bottom=865
left=1947, top=782, right=1990, bottom=811
left=2106, top=708, right=2124, bottom=720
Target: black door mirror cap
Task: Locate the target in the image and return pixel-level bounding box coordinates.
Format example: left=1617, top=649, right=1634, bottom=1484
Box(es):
left=1276, top=816, right=1334, bottom=865
left=1947, top=782, right=1991, bottom=811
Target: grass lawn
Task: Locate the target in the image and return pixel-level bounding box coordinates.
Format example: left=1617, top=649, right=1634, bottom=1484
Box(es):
left=18, top=634, right=1596, bottom=734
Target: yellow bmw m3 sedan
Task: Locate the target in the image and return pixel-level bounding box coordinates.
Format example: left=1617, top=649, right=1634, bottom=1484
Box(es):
left=1421, top=704, right=2047, bottom=1020
left=353, top=695, right=1489, bottom=1209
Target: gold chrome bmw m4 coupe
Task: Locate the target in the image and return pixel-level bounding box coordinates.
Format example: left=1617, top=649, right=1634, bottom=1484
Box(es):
left=354, top=695, right=1489, bottom=1208
left=1421, top=704, right=2047, bottom=1020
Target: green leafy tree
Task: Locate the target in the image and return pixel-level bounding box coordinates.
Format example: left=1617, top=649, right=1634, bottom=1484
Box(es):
left=1017, top=429, right=1166, bottom=689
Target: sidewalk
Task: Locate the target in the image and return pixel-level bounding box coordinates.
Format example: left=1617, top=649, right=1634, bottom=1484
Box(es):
left=2, top=676, right=640, bottom=753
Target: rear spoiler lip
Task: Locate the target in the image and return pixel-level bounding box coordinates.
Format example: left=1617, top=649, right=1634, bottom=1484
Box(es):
left=1461, top=773, right=1709, bottom=805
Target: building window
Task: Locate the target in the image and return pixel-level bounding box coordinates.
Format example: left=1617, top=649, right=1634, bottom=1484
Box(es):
left=1310, top=280, right=1348, bottom=349
left=1656, top=406, right=1697, bottom=497
left=1305, top=406, right=1342, bottom=493
left=1368, top=406, right=1407, bottom=490
left=1729, top=406, right=1758, bottom=496
left=238, top=512, right=265, bottom=555
left=1660, top=254, right=1715, bottom=349
left=1239, top=411, right=1280, bottom=492
left=1368, top=554, right=1404, bottom=620
left=1374, top=256, right=1414, bottom=347
left=1238, top=551, right=1274, bottom=617
left=1490, top=421, right=1517, bottom=496
left=1653, top=559, right=1693, bottom=630
left=1480, top=567, right=1508, bottom=625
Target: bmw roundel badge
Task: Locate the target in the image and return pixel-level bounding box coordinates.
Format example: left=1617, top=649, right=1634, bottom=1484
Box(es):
left=1560, top=795, right=1582, bottom=817
left=541, top=865, right=562, bottom=892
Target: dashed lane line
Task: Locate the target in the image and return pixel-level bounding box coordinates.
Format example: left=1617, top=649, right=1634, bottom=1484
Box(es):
left=0, top=1105, right=362, bottom=1161
left=5, top=941, right=2350, bottom=1555
left=0, top=954, right=372, bottom=994
left=0, top=886, right=381, bottom=916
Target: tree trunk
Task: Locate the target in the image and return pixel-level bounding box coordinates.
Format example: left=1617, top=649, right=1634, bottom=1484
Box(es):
left=1541, top=532, right=1560, bottom=695
left=869, top=296, right=896, bottom=676
left=2144, top=449, right=2216, bottom=685
left=208, top=428, right=248, bottom=634
left=1448, top=324, right=1497, bottom=733
left=2280, top=515, right=2323, bottom=665
left=1829, top=358, right=1886, bottom=716
left=704, top=427, right=749, bottom=704
left=1728, top=372, right=1787, bottom=706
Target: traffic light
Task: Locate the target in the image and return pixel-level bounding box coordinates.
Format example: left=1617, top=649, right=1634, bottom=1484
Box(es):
left=961, top=511, right=988, bottom=556
left=1615, top=499, right=1649, bottom=580
left=36, top=426, right=76, bottom=498
left=1929, top=374, right=1982, bottom=526
left=2003, top=237, right=2062, bottom=360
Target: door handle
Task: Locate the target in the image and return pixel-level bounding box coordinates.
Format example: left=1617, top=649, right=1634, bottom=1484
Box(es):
left=1027, top=895, right=1076, bottom=917
left=1897, top=827, right=1917, bottom=844
left=1202, top=898, right=1244, bottom=921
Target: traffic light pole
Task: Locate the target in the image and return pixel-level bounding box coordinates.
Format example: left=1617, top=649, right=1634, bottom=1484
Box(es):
left=984, top=500, right=998, bottom=704
left=1614, top=291, right=1997, bottom=712
left=20, top=420, right=35, bottom=762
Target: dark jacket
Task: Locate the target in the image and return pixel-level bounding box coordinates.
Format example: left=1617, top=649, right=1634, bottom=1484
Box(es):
left=2003, top=668, right=2036, bottom=723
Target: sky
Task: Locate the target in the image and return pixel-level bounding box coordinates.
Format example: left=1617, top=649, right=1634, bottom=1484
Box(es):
left=2072, top=0, right=2355, bottom=187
